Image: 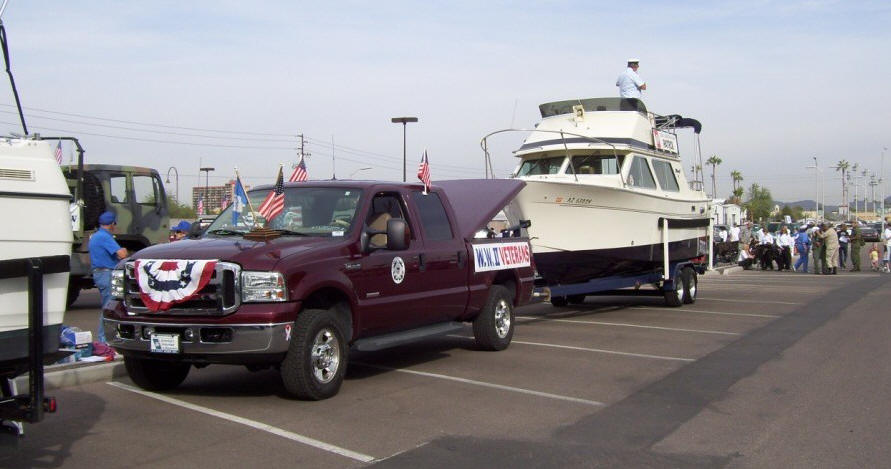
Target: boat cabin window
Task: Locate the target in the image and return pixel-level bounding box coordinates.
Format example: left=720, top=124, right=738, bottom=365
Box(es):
left=627, top=156, right=657, bottom=190
left=570, top=155, right=623, bottom=175
left=651, top=160, right=680, bottom=191
left=517, top=156, right=564, bottom=176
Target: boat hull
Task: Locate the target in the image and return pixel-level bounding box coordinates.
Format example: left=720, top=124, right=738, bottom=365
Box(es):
left=505, top=179, right=709, bottom=285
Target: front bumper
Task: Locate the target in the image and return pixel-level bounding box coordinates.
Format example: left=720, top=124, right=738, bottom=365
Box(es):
left=104, top=318, right=292, bottom=357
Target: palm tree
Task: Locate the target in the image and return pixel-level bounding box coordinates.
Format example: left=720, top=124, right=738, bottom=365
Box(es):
left=729, top=170, right=743, bottom=200
left=835, top=160, right=850, bottom=218
left=706, top=155, right=723, bottom=198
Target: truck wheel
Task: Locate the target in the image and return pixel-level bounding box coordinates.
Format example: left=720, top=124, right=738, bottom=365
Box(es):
left=473, top=285, right=514, bottom=351
left=550, top=296, right=568, bottom=307
left=682, top=268, right=697, bottom=304
left=124, top=357, right=190, bottom=391
left=663, top=278, right=685, bottom=307
left=281, top=309, right=348, bottom=400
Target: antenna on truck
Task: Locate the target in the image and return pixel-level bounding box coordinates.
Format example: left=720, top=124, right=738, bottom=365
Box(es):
left=0, top=0, right=30, bottom=135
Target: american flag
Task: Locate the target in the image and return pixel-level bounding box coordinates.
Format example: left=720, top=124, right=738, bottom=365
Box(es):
left=289, top=157, right=308, bottom=182
left=54, top=141, right=63, bottom=165
left=417, top=151, right=431, bottom=193
left=196, top=197, right=205, bottom=216
left=258, top=166, right=285, bottom=222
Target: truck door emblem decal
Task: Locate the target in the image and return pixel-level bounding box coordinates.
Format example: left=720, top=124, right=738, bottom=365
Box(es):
left=134, top=259, right=217, bottom=311
left=391, top=257, right=406, bottom=284
left=472, top=242, right=532, bottom=273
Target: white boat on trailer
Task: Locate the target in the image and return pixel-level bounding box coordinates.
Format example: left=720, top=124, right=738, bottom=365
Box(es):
left=481, top=97, right=711, bottom=304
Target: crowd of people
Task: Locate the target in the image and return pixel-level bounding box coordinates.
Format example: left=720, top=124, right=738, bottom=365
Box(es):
left=731, top=220, right=891, bottom=274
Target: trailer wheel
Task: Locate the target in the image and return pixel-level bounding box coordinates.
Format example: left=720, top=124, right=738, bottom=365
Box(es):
left=567, top=294, right=586, bottom=305
left=473, top=285, right=514, bottom=351
left=550, top=296, right=568, bottom=307
left=125, top=357, right=190, bottom=391
left=281, top=308, right=348, bottom=400
left=663, top=277, right=685, bottom=307
left=682, top=268, right=697, bottom=304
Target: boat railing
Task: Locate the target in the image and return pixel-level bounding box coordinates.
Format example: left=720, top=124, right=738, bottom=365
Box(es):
left=480, top=128, right=626, bottom=186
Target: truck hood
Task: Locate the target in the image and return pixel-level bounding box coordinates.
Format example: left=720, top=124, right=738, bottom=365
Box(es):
left=436, top=179, right=526, bottom=240
left=130, top=236, right=336, bottom=271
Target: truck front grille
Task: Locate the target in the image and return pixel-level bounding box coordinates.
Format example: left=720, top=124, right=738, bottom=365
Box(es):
left=123, top=261, right=241, bottom=315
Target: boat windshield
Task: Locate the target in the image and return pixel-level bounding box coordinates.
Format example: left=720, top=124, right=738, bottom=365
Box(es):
left=570, top=155, right=623, bottom=175
left=517, top=156, right=564, bottom=176
left=205, top=187, right=363, bottom=237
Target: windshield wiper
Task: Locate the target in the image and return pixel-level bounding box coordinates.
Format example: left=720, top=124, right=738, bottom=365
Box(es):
left=206, top=229, right=245, bottom=236
left=270, top=229, right=308, bottom=236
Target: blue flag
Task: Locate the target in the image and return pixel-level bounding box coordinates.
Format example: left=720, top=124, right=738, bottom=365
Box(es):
left=232, top=177, right=248, bottom=225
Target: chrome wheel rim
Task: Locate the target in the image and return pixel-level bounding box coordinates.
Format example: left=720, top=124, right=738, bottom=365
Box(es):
left=494, top=299, right=511, bottom=338
left=311, top=328, right=340, bottom=384
left=688, top=277, right=697, bottom=299
left=676, top=279, right=685, bottom=301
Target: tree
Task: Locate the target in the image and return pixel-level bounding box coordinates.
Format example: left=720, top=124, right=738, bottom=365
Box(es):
left=706, top=155, right=723, bottom=198
left=167, top=195, right=196, bottom=218
left=744, top=183, right=773, bottom=222
left=779, top=205, right=804, bottom=221
left=835, top=160, right=850, bottom=218
left=729, top=170, right=744, bottom=203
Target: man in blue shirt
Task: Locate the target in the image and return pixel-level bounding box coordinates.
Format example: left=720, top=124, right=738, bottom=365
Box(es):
left=616, top=58, right=646, bottom=99
left=89, top=211, right=128, bottom=343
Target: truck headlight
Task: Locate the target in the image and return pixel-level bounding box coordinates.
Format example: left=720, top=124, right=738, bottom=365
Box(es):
left=241, top=271, right=287, bottom=302
left=111, top=269, right=125, bottom=299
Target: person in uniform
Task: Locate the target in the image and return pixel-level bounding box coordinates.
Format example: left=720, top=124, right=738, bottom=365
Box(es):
left=616, top=58, right=646, bottom=99
left=809, top=224, right=823, bottom=274
left=819, top=222, right=839, bottom=274
left=849, top=221, right=864, bottom=271
left=88, top=211, right=128, bottom=343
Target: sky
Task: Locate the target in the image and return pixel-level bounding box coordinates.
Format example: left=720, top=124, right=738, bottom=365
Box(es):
left=1, top=0, right=890, bottom=207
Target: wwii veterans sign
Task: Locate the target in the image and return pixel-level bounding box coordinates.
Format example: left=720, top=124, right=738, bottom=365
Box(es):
left=472, top=242, right=532, bottom=272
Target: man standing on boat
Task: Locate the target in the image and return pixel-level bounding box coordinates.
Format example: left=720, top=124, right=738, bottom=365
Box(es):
left=616, top=58, right=646, bottom=99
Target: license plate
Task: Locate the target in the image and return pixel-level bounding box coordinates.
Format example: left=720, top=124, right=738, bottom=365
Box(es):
left=150, top=333, right=180, bottom=354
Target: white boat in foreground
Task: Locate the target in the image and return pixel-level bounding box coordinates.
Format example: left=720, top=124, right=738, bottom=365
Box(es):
left=482, top=97, right=711, bottom=285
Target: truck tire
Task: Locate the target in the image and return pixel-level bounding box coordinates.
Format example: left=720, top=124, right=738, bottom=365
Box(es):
left=550, top=296, right=568, bottom=307
left=473, top=285, right=514, bottom=351
left=682, top=268, right=697, bottom=304
left=567, top=294, right=586, bottom=305
left=663, top=277, right=685, bottom=307
left=281, top=308, right=348, bottom=400
left=124, top=357, right=190, bottom=391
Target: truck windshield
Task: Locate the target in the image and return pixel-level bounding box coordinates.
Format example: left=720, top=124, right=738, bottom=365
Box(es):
left=205, top=187, right=363, bottom=237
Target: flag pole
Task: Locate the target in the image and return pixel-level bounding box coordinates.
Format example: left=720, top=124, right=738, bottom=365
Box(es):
left=235, top=167, right=258, bottom=228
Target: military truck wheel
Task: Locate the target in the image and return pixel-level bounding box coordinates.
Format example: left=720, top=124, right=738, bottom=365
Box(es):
left=663, top=277, right=685, bottom=307
left=66, top=285, right=80, bottom=308
left=550, top=296, right=568, bottom=307
left=281, top=309, right=348, bottom=400
left=682, top=268, right=697, bottom=304
left=124, top=357, right=190, bottom=391
left=473, top=285, right=514, bottom=351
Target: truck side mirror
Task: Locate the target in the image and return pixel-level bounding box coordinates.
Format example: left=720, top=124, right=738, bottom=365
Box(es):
left=386, top=218, right=408, bottom=251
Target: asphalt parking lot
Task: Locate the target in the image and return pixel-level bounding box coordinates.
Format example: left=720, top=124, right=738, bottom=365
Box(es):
left=4, top=268, right=890, bottom=468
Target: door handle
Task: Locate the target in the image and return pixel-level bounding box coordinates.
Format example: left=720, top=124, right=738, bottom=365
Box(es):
left=456, top=250, right=466, bottom=268
left=418, top=253, right=426, bottom=272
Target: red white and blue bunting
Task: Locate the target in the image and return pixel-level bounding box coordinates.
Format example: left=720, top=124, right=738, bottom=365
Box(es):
left=134, top=259, right=217, bottom=311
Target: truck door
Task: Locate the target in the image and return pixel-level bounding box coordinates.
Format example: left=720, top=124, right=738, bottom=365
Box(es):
left=408, top=190, right=469, bottom=322
left=349, top=192, right=430, bottom=335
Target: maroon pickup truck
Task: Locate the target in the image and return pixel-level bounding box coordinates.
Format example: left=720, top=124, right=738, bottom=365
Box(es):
left=104, top=179, right=534, bottom=400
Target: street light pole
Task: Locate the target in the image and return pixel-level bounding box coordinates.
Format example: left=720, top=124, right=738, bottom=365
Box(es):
left=200, top=167, right=214, bottom=213
left=810, top=157, right=822, bottom=220
left=391, top=117, right=418, bottom=182
left=166, top=166, right=179, bottom=204
left=882, top=147, right=887, bottom=233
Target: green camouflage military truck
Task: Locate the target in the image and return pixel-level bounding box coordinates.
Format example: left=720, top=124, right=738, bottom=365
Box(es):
left=61, top=164, right=170, bottom=305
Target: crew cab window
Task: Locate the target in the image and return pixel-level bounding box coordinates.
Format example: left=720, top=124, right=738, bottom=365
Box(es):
left=109, top=175, right=128, bottom=204
left=364, top=193, right=410, bottom=247
left=410, top=192, right=454, bottom=240
left=628, top=156, right=657, bottom=189
left=516, top=156, right=564, bottom=176
left=651, top=160, right=680, bottom=191
left=132, top=175, right=159, bottom=204
left=571, top=155, right=623, bottom=175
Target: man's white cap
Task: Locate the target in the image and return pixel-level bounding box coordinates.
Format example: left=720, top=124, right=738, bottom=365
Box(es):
left=627, top=58, right=640, bottom=63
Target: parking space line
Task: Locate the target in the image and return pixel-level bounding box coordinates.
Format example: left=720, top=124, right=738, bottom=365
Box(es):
left=631, top=306, right=780, bottom=318
left=696, top=297, right=802, bottom=305
left=106, top=382, right=376, bottom=463
left=353, top=363, right=605, bottom=407
left=516, top=316, right=741, bottom=335
left=446, top=335, right=694, bottom=362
